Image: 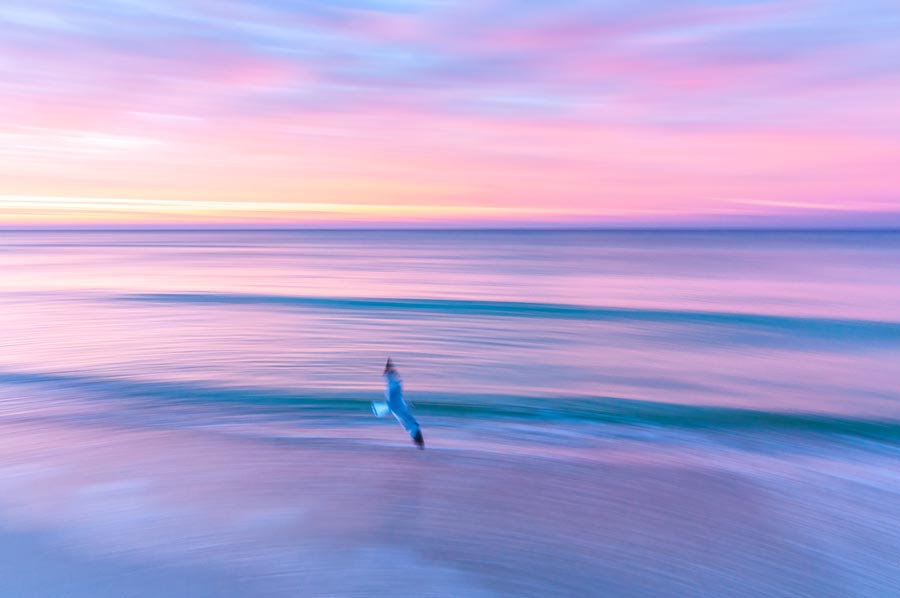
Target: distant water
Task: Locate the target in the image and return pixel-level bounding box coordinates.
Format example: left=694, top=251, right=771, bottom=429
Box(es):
left=2, top=229, right=899, bottom=419
left=0, top=230, right=899, bottom=596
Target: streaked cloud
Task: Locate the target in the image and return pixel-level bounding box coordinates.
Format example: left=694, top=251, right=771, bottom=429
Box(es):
left=1, top=0, right=899, bottom=226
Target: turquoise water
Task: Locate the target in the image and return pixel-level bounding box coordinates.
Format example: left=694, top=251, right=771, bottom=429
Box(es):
left=2, top=229, right=899, bottom=421
left=0, top=230, right=899, bottom=596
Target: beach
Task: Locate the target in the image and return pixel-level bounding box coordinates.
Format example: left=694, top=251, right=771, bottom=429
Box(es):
left=1, top=412, right=898, bottom=597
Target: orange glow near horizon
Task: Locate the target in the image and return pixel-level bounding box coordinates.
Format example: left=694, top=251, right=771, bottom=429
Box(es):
left=0, top=196, right=610, bottom=226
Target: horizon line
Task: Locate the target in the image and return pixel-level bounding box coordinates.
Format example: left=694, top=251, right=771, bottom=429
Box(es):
left=2, top=226, right=899, bottom=233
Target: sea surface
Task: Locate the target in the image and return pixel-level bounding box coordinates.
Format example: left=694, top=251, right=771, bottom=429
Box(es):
left=0, top=229, right=898, bottom=596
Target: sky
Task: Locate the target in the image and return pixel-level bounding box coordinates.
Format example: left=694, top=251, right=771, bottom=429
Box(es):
left=1, top=0, right=899, bottom=227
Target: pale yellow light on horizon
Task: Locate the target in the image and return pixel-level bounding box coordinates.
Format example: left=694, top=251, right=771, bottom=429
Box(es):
left=0, top=195, right=672, bottom=225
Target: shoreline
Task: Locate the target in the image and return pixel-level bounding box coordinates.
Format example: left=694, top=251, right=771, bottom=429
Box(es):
left=1, top=419, right=897, bottom=597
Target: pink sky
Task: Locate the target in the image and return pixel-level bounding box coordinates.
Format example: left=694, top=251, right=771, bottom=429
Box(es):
left=1, top=0, right=899, bottom=227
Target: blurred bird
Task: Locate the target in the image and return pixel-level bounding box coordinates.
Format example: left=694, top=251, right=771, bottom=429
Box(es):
left=372, top=358, right=424, bottom=449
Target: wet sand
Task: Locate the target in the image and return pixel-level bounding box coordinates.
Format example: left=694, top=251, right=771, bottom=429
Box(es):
left=1, top=419, right=896, bottom=597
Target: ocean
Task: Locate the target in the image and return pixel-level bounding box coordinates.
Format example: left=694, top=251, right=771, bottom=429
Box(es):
left=0, top=229, right=898, bottom=596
